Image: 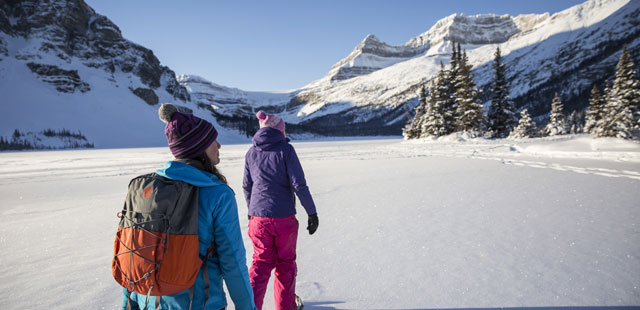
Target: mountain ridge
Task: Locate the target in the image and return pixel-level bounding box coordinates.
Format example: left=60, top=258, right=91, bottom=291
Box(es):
left=1, top=0, right=639, bottom=148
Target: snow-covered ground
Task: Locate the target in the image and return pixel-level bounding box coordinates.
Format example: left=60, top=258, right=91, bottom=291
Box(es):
left=0, top=135, right=639, bottom=309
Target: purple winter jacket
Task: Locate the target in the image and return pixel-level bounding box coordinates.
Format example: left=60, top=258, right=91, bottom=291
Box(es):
left=243, top=127, right=317, bottom=218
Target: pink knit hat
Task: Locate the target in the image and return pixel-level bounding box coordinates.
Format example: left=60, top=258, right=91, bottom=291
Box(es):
left=256, top=111, right=285, bottom=135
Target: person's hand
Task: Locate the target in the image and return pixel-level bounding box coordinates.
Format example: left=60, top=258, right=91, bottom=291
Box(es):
left=307, top=213, right=319, bottom=235
left=248, top=215, right=251, bottom=221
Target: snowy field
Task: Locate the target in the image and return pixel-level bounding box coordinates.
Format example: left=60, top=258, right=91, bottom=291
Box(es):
left=1, top=135, right=639, bottom=309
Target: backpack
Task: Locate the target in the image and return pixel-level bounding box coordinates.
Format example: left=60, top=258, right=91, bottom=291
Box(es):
left=112, top=172, right=204, bottom=298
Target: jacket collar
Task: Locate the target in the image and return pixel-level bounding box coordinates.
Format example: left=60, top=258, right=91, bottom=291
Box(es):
left=252, top=127, right=289, bottom=151
left=155, top=160, right=223, bottom=187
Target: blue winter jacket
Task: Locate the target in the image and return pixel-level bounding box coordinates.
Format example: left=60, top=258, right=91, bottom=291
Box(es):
left=243, top=127, right=317, bottom=218
left=122, top=161, right=255, bottom=310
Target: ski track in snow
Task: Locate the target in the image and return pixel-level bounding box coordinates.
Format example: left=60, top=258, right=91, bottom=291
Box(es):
left=388, top=135, right=640, bottom=181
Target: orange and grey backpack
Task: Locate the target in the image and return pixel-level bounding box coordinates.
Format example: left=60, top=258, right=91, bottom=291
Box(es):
left=112, top=172, right=214, bottom=308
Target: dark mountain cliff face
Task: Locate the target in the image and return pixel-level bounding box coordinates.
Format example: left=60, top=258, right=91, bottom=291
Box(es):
left=0, top=0, right=189, bottom=102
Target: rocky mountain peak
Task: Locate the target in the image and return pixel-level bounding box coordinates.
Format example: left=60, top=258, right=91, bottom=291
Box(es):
left=324, top=9, right=551, bottom=83
left=0, top=0, right=189, bottom=102
left=360, top=34, right=381, bottom=45
left=324, top=33, right=429, bottom=82
left=405, top=13, right=524, bottom=48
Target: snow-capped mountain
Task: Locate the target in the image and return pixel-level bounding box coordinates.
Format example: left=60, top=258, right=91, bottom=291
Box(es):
left=179, top=0, right=639, bottom=137
left=0, top=0, right=248, bottom=148
left=275, top=0, right=639, bottom=135
left=1, top=0, right=639, bottom=148
left=0, top=0, right=189, bottom=103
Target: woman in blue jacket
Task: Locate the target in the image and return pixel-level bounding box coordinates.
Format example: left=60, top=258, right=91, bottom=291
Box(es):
left=122, top=103, right=255, bottom=310
left=243, top=111, right=319, bottom=310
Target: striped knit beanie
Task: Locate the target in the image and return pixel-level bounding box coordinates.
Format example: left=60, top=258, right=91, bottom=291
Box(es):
left=158, top=103, right=218, bottom=159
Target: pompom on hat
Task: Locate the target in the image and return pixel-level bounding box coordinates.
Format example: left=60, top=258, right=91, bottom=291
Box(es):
left=158, top=103, right=218, bottom=159
left=256, top=110, right=285, bottom=135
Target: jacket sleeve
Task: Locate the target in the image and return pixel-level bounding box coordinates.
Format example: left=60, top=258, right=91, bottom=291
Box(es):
left=242, top=151, right=253, bottom=210
left=285, top=145, right=317, bottom=215
left=213, top=187, right=256, bottom=310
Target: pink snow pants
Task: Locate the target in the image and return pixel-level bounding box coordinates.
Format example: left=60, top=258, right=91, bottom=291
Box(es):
left=248, top=216, right=299, bottom=310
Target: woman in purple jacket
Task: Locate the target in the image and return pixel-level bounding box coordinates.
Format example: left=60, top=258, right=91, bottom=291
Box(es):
left=243, top=111, right=319, bottom=310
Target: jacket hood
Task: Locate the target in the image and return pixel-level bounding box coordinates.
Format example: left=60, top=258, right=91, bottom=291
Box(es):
left=252, top=127, right=289, bottom=151
left=156, top=161, right=224, bottom=187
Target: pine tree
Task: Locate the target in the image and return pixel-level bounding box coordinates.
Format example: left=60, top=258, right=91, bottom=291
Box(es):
left=487, top=46, right=517, bottom=138
left=597, top=46, right=638, bottom=139
left=422, top=64, right=450, bottom=137
left=584, top=84, right=604, bottom=134
left=509, top=109, right=537, bottom=138
left=567, top=110, right=583, bottom=134
left=450, top=41, right=459, bottom=81
left=544, top=92, right=567, bottom=136
left=595, top=80, right=612, bottom=136
left=454, top=50, right=486, bottom=135
left=441, top=44, right=460, bottom=135
left=402, top=85, right=428, bottom=139
left=613, top=45, right=640, bottom=134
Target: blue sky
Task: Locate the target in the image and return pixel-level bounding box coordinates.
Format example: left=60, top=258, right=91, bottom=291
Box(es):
left=85, top=0, right=586, bottom=92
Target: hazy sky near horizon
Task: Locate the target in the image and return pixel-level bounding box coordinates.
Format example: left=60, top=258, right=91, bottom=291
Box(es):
left=85, top=0, right=586, bottom=92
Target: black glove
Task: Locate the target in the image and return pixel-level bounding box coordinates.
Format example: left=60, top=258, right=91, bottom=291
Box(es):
left=307, top=213, right=319, bottom=235
left=248, top=215, right=251, bottom=220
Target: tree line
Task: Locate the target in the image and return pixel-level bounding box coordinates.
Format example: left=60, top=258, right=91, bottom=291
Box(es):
left=403, top=44, right=640, bottom=140
left=0, top=128, right=94, bottom=150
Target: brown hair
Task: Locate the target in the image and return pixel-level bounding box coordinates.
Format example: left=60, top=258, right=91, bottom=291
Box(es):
left=199, top=153, right=227, bottom=184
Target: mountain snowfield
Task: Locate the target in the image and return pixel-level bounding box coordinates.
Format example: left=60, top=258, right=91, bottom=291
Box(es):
left=280, top=0, right=638, bottom=125
left=0, top=135, right=639, bottom=309
left=2, top=0, right=639, bottom=147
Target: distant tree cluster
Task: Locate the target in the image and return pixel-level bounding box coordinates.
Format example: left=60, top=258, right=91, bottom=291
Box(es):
left=42, top=128, right=88, bottom=140
left=0, top=129, right=35, bottom=150
left=543, top=45, right=640, bottom=140
left=584, top=45, right=640, bottom=139
left=404, top=44, right=640, bottom=141
left=403, top=43, right=486, bottom=139
left=0, top=128, right=94, bottom=151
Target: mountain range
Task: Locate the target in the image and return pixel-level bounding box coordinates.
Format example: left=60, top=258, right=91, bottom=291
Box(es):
left=1, top=0, right=639, bottom=148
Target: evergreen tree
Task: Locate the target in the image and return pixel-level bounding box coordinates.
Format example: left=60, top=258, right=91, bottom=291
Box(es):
left=509, top=109, right=537, bottom=138
left=12, top=129, right=21, bottom=141
left=487, top=46, right=517, bottom=138
left=584, top=84, right=604, bottom=134
left=454, top=50, right=486, bottom=135
left=613, top=45, right=640, bottom=133
left=422, top=64, right=450, bottom=137
left=402, top=85, right=428, bottom=139
left=441, top=44, right=460, bottom=135
left=597, top=46, right=638, bottom=139
left=544, top=92, right=567, bottom=136
left=450, top=41, right=459, bottom=81
left=595, top=80, right=612, bottom=136
left=567, top=110, right=583, bottom=134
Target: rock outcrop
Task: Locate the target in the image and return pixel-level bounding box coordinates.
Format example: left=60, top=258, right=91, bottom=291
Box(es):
left=0, top=0, right=189, bottom=102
